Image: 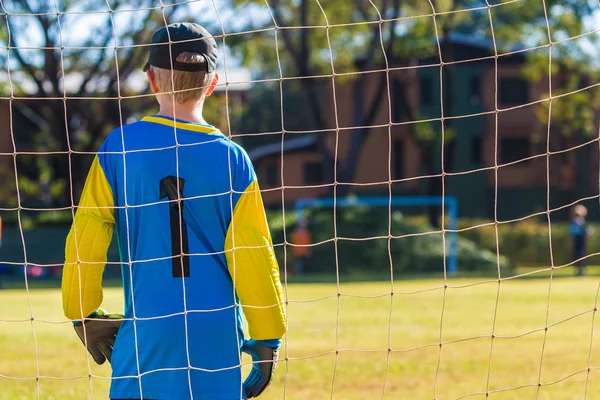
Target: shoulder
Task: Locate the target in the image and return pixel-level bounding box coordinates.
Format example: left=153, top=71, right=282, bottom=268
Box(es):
left=221, top=140, right=257, bottom=189
left=228, top=141, right=254, bottom=172
left=96, top=121, right=148, bottom=175
left=100, top=120, right=150, bottom=152
left=224, top=140, right=252, bottom=164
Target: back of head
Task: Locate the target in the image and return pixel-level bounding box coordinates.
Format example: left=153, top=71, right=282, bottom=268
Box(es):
left=573, top=204, right=588, bottom=219
left=143, top=22, right=218, bottom=105
left=150, top=53, right=214, bottom=104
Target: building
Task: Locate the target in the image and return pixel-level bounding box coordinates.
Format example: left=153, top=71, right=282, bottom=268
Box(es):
left=249, top=34, right=599, bottom=221
left=0, top=101, right=10, bottom=155
left=0, top=100, right=15, bottom=208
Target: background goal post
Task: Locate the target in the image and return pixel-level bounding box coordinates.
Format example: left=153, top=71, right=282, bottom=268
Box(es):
left=294, top=196, right=459, bottom=275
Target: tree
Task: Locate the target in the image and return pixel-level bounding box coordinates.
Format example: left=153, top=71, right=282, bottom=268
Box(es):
left=520, top=9, right=600, bottom=207
left=229, top=0, right=408, bottom=191
left=225, top=0, right=486, bottom=224
left=461, top=0, right=599, bottom=209
left=0, top=0, right=190, bottom=207
left=228, top=0, right=598, bottom=224
left=395, top=0, right=597, bottom=225
left=237, top=80, right=313, bottom=148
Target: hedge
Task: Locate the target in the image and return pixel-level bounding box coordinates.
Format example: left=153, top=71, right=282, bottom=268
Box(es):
left=457, top=218, right=600, bottom=267
left=267, top=208, right=515, bottom=276
left=6, top=208, right=590, bottom=275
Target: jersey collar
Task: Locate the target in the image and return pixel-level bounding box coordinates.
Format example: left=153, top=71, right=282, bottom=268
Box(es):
left=141, top=115, right=223, bottom=136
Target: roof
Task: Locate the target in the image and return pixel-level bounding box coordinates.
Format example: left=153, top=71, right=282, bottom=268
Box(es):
left=247, top=135, right=317, bottom=161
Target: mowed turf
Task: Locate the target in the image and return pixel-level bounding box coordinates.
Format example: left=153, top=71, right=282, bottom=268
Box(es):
left=2, top=272, right=600, bottom=399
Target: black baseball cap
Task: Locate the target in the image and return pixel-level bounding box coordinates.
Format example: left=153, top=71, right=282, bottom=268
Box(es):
left=143, top=22, right=217, bottom=73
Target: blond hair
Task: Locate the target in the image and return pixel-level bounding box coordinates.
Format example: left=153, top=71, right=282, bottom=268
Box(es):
left=573, top=204, right=588, bottom=218
left=151, top=52, right=214, bottom=104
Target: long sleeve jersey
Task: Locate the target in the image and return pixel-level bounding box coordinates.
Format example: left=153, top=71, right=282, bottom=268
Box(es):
left=61, top=115, right=286, bottom=400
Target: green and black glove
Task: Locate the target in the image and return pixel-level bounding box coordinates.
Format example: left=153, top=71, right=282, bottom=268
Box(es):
left=242, top=339, right=281, bottom=398
left=73, top=308, right=123, bottom=365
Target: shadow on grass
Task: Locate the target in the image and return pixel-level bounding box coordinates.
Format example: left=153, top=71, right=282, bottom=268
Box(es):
left=2, top=265, right=598, bottom=290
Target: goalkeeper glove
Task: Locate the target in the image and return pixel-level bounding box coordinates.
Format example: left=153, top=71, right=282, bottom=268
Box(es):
left=73, top=308, right=123, bottom=365
left=242, top=339, right=281, bottom=398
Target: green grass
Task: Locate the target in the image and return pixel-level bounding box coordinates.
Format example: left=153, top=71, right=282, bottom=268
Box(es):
left=2, top=270, right=600, bottom=399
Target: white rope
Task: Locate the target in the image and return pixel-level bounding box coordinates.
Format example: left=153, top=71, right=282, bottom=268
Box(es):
left=2, top=2, right=600, bottom=399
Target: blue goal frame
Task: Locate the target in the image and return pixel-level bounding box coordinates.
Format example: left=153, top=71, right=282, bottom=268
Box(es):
left=294, top=196, right=458, bottom=275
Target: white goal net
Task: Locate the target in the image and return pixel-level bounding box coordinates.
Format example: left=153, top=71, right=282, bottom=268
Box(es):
left=1, top=0, right=600, bottom=399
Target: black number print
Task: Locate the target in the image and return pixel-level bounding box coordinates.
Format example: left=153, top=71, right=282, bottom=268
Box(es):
left=160, top=176, right=190, bottom=277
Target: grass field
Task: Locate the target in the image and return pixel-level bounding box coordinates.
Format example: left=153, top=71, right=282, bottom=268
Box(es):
left=2, top=269, right=600, bottom=399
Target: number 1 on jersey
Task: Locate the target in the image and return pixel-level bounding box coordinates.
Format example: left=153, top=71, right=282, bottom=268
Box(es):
left=160, top=176, right=190, bottom=278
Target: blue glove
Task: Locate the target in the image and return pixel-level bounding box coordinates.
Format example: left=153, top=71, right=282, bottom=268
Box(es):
left=242, top=339, right=281, bottom=398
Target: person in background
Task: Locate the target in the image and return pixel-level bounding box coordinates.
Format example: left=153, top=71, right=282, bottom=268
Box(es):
left=291, top=218, right=312, bottom=275
left=570, top=204, right=592, bottom=276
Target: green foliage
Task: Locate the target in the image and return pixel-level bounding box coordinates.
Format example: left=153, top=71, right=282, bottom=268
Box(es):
left=226, top=0, right=598, bottom=189
left=17, top=148, right=66, bottom=207
left=458, top=218, right=600, bottom=267
left=6, top=209, right=598, bottom=274
left=0, top=0, right=188, bottom=207
left=515, top=0, right=599, bottom=150
left=414, top=119, right=437, bottom=143
left=268, top=208, right=514, bottom=276
left=235, top=80, right=316, bottom=150
left=522, top=53, right=599, bottom=144
left=229, top=0, right=369, bottom=76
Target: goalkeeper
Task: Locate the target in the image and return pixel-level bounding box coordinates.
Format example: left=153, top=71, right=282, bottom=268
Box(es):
left=61, top=22, right=286, bottom=400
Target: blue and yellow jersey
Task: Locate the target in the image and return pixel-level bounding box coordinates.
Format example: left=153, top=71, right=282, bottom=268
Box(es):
left=570, top=218, right=589, bottom=257
left=61, top=115, right=286, bottom=400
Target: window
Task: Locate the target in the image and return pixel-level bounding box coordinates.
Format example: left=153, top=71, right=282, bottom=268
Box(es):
left=304, top=162, right=323, bottom=185
left=420, top=78, right=432, bottom=106
left=443, top=139, right=456, bottom=172
left=469, top=76, right=481, bottom=106
left=392, top=79, right=407, bottom=122
left=499, top=77, right=529, bottom=105
left=471, top=136, right=482, bottom=165
left=393, top=140, right=404, bottom=179
left=266, top=162, right=278, bottom=186
left=500, top=137, right=530, bottom=164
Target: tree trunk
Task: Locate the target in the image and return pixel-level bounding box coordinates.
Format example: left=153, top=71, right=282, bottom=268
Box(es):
left=425, top=30, right=455, bottom=228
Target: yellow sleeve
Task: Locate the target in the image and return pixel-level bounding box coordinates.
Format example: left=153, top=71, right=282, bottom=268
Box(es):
left=224, top=180, right=287, bottom=340
left=62, top=156, right=115, bottom=320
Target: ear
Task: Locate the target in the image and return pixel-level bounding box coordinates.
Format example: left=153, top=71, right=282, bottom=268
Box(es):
left=204, top=73, right=219, bottom=98
left=147, top=70, right=160, bottom=95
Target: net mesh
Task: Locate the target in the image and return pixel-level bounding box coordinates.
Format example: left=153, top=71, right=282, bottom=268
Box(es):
left=1, top=0, right=600, bottom=399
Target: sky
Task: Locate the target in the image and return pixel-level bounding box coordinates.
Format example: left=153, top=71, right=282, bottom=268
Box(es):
left=2, top=0, right=270, bottom=64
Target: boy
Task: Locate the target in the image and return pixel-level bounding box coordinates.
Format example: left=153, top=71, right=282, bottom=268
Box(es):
left=62, top=22, right=286, bottom=400
left=291, top=218, right=312, bottom=275
left=570, top=204, right=591, bottom=276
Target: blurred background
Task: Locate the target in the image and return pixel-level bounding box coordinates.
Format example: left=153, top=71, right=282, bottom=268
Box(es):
left=3, top=2, right=600, bottom=400
left=0, top=0, right=600, bottom=280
